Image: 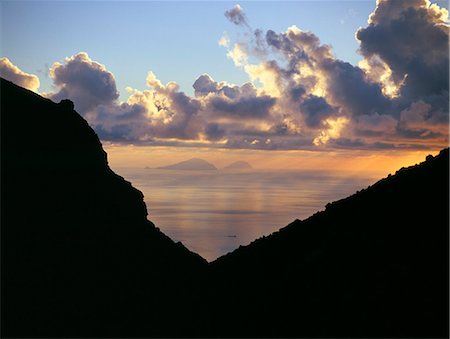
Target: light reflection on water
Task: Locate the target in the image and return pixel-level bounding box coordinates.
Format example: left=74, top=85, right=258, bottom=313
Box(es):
left=117, top=168, right=377, bottom=262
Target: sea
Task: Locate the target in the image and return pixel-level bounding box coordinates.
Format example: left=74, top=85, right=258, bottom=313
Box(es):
left=114, top=167, right=378, bottom=262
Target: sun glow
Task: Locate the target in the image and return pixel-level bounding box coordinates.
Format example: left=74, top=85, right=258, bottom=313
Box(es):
left=103, top=143, right=440, bottom=180
left=313, top=117, right=350, bottom=146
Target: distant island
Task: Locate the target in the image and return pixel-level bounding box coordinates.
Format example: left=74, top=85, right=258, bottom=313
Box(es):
left=223, top=161, right=253, bottom=170
left=157, top=158, right=217, bottom=170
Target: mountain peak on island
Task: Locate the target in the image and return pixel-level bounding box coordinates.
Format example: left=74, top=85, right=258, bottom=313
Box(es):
left=223, top=160, right=253, bottom=170
left=157, top=158, right=217, bottom=170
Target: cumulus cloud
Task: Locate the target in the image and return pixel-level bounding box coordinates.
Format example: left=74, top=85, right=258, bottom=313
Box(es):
left=356, top=0, right=449, bottom=106
left=6, top=0, right=445, bottom=151
left=120, top=72, right=202, bottom=141
left=47, top=52, right=119, bottom=115
left=209, top=93, right=275, bottom=119
left=353, top=0, right=449, bottom=146
left=300, top=95, right=337, bottom=128
left=0, top=57, right=40, bottom=92
left=215, top=0, right=448, bottom=149
left=192, top=74, right=222, bottom=97
left=192, top=74, right=276, bottom=124
left=262, top=25, right=391, bottom=119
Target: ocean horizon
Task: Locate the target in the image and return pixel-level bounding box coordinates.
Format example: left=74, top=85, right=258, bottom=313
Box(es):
left=116, top=167, right=378, bottom=261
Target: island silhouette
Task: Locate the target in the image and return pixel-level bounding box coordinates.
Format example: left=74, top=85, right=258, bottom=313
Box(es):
left=157, top=157, right=217, bottom=170
left=223, top=160, right=253, bottom=170
left=1, top=78, right=448, bottom=338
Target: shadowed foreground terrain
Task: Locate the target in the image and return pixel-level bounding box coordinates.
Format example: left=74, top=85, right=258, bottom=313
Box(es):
left=1, top=78, right=207, bottom=337
left=1, top=78, right=448, bottom=338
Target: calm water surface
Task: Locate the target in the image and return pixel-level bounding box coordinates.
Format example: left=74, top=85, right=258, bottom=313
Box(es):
left=116, top=168, right=377, bottom=261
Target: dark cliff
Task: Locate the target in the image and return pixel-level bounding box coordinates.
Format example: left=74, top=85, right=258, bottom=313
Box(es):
left=1, top=78, right=207, bottom=337
left=207, top=148, right=449, bottom=338
left=1, top=78, right=448, bottom=338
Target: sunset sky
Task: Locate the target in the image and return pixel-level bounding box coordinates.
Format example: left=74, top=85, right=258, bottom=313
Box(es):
left=1, top=0, right=448, bottom=173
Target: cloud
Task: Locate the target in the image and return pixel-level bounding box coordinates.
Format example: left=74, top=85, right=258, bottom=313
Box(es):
left=0, top=57, right=40, bottom=92
left=209, top=94, right=275, bottom=119
left=300, top=95, right=337, bottom=128
left=216, top=1, right=448, bottom=150
left=218, top=32, right=230, bottom=47
left=193, top=74, right=222, bottom=97
left=5, top=0, right=444, bottom=152
left=47, top=52, right=119, bottom=115
left=227, top=43, right=248, bottom=67
left=352, top=0, right=449, bottom=147
left=399, top=101, right=448, bottom=135
left=124, top=72, right=203, bottom=141
left=356, top=0, right=449, bottom=106
left=313, top=117, right=349, bottom=146
left=356, top=113, right=398, bottom=134
left=204, top=123, right=226, bottom=141
left=224, top=4, right=248, bottom=27
left=244, top=61, right=284, bottom=97
left=320, top=58, right=391, bottom=116
left=94, top=102, right=149, bottom=142
left=191, top=73, right=275, bottom=120
left=192, top=73, right=256, bottom=100
left=263, top=25, right=391, bottom=118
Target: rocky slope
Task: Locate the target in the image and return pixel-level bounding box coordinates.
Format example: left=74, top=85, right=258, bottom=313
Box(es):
left=207, top=148, right=449, bottom=338
left=1, top=78, right=207, bottom=337
left=2, top=77, right=448, bottom=338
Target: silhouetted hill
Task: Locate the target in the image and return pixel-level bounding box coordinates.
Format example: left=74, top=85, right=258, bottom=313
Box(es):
left=207, top=148, right=449, bottom=338
left=157, top=157, right=217, bottom=170
left=223, top=160, right=253, bottom=170
left=1, top=78, right=448, bottom=338
left=1, top=78, right=207, bottom=337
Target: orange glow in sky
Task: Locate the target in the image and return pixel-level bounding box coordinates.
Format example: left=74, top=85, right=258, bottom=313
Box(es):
left=104, top=144, right=441, bottom=179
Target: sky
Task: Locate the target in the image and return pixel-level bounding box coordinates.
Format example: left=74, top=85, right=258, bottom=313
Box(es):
left=1, top=0, right=449, bottom=171
left=1, top=1, right=381, bottom=97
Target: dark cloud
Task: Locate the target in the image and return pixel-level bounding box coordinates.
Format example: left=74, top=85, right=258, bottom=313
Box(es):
left=96, top=102, right=147, bottom=122
left=192, top=73, right=276, bottom=121
left=354, top=113, right=398, bottom=137
left=96, top=124, right=136, bottom=142
left=398, top=100, right=449, bottom=136
left=265, top=25, right=391, bottom=117
left=329, top=138, right=433, bottom=151
left=321, top=59, right=391, bottom=116
left=21, top=0, right=447, bottom=151
left=225, top=4, right=248, bottom=27
left=353, top=0, right=449, bottom=144
left=193, top=74, right=244, bottom=99
left=289, top=85, right=306, bottom=101
left=300, top=95, right=336, bottom=128
left=48, top=52, right=119, bottom=114
left=193, top=74, right=220, bottom=96
left=93, top=103, right=149, bottom=142
left=210, top=95, right=275, bottom=119
left=331, top=138, right=366, bottom=148
left=204, top=123, right=226, bottom=141
left=356, top=0, right=449, bottom=107
left=170, top=91, right=201, bottom=119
